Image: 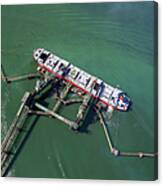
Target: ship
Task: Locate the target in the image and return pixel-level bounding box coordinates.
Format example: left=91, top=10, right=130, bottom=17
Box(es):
left=33, top=48, right=131, bottom=112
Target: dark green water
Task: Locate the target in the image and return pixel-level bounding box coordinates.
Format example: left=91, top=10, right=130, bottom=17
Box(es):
left=1, top=2, right=157, bottom=180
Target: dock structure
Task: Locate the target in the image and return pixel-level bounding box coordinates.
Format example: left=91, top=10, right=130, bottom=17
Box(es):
left=119, top=151, right=157, bottom=158
left=52, top=83, right=72, bottom=112
left=95, top=108, right=114, bottom=153
left=1, top=92, right=33, bottom=176
left=1, top=65, right=39, bottom=84
left=1, top=50, right=157, bottom=176
left=6, top=73, right=40, bottom=83
left=35, top=102, right=79, bottom=129
left=75, top=93, right=94, bottom=126
left=95, top=107, right=158, bottom=158
left=1, top=76, right=84, bottom=176
left=1, top=65, right=9, bottom=83
left=60, top=98, right=83, bottom=106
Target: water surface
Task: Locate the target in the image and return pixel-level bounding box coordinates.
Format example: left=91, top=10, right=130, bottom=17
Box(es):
left=1, top=2, right=156, bottom=180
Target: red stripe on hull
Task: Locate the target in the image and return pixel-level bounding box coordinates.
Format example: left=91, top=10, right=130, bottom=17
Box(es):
left=38, top=63, right=118, bottom=110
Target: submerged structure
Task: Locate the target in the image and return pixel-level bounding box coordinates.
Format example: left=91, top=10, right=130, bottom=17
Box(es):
left=1, top=48, right=157, bottom=176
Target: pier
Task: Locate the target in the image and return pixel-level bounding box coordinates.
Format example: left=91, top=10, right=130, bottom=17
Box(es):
left=1, top=92, right=33, bottom=176
left=75, top=92, right=94, bottom=126
left=1, top=65, right=39, bottom=84
left=95, top=108, right=114, bottom=153
left=95, top=107, right=157, bottom=158
left=6, top=73, right=40, bottom=83
left=59, top=98, right=82, bottom=105
left=34, top=102, right=79, bottom=129
left=1, top=65, right=8, bottom=83
left=52, top=83, right=72, bottom=112
left=1, top=61, right=157, bottom=176
left=1, top=74, right=85, bottom=175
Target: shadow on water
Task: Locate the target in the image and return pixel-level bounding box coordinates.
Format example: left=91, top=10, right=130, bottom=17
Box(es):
left=34, top=82, right=65, bottom=110
left=3, top=115, right=40, bottom=177
left=78, top=102, right=98, bottom=134
left=127, top=100, right=133, bottom=112
left=3, top=86, right=105, bottom=175
left=36, top=82, right=62, bottom=102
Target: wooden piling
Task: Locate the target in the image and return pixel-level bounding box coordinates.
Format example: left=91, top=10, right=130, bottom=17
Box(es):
left=119, top=151, right=157, bottom=158
left=95, top=108, right=114, bottom=153
left=35, top=102, right=79, bottom=129
left=53, top=83, right=72, bottom=112
left=59, top=98, right=82, bottom=105
left=1, top=65, right=9, bottom=83
left=1, top=92, right=32, bottom=176
left=7, top=73, right=40, bottom=83
left=95, top=108, right=157, bottom=158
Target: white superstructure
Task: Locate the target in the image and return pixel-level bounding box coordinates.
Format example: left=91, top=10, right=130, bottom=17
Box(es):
left=33, top=48, right=131, bottom=111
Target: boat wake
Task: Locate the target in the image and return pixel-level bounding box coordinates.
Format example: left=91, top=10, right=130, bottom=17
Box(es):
left=55, top=150, right=66, bottom=178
